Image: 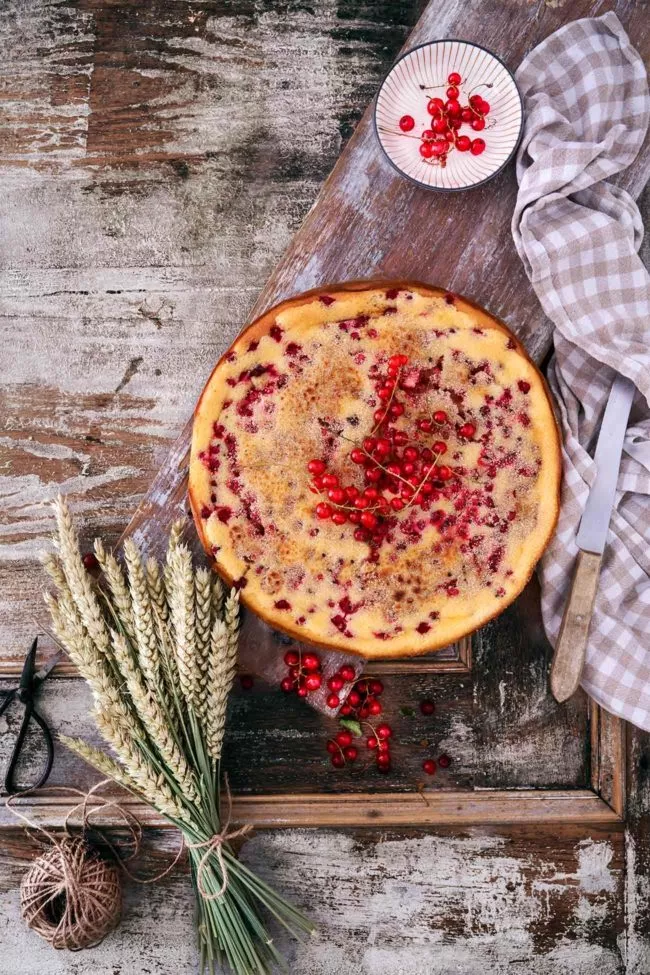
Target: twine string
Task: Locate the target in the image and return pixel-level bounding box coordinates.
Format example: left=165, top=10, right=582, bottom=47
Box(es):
left=5, top=782, right=185, bottom=950
left=187, top=776, right=253, bottom=901
left=6, top=781, right=184, bottom=883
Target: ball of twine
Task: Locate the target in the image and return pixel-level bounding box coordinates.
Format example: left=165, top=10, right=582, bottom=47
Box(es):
left=20, top=834, right=121, bottom=950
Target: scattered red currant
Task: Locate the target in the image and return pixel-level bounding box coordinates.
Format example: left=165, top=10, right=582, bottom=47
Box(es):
left=420, top=699, right=435, bottom=715
left=423, top=759, right=437, bottom=776
left=399, top=114, right=415, bottom=132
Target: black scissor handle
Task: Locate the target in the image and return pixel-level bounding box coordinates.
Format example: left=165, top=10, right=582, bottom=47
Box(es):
left=4, top=702, right=54, bottom=795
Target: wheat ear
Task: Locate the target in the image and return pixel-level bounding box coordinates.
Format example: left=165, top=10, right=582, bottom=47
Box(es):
left=53, top=497, right=112, bottom=660
left=123, top=539, right=165, bottom=692
left=212, top=574, right=225, bottom=618
left=146, top=557, right=181, bottom=697
left=163, top=520, right=185, bottom=598
left=69, top=724, right=189, bottom=825
left=224, top=589, right=241, bottom=666
left=41, top=552, right=68, bottom=591
left=59, top=736, right=143, bottom=796
left=204, top=620, right=232, bottom=762
left=167, top=543, right=199, bottom=711
left=45, top=589, right=131, bottom=728
left=194, top=567, right=213, bottom=721
left=93, top=538, right=137, bottom=645
left=109, top=630, right=197, bottom=803
left=146, top=556, right=169, bottom=622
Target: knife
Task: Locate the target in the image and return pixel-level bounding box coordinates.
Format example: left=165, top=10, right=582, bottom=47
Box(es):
left=550, top=373, right=636, bottom=704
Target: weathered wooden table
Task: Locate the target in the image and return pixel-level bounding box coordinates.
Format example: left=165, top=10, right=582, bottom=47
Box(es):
left=1, top=1, right=649, bottom=972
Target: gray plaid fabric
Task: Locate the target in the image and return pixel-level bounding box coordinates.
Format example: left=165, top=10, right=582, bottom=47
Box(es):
left=512, top=13, right=650, bottom=729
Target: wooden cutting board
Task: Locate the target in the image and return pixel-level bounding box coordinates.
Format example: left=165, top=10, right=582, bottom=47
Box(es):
left=122, top=0, right=649, bottom=691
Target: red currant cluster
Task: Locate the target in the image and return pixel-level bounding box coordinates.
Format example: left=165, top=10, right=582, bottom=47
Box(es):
left=330, top=674, right=392, bottom=772
left=366, top=722, right=393, bottom=773
left=280, top=649, right=323, bottom=697
left=398, top=71, right=491, bottom=167
left=326, top=721, right=393, bottom=772
left=307, top=355, right=466, bottom=557
left=326, top=729, right=358, bottom=768
left=316, top=664, right=379, bottom=710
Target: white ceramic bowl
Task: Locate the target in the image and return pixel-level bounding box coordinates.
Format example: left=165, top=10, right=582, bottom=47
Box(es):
left=374, top=40, right=523, bottom=192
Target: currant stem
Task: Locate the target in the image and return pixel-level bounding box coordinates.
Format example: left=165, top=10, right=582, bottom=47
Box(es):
left=369, top=365, right=403, bottom=437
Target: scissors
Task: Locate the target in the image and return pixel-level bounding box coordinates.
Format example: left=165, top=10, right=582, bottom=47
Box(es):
left=0, top=637, right=61, bottom=794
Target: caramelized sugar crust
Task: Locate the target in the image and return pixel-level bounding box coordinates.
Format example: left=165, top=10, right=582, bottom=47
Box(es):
left=189, top=282, right=561, bottom=658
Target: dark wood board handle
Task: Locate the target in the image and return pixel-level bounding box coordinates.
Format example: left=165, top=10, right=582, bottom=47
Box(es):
left=550, top=550, right=603, bottom=704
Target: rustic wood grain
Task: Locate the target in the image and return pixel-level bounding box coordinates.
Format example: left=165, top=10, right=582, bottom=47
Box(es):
left=1, top=0, right=649, bottom=971
left=0, top=824, right=626, bottom=974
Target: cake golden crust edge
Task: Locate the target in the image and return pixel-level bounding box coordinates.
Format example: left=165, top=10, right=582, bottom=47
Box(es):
left=189, top=280, right=561, bottom=659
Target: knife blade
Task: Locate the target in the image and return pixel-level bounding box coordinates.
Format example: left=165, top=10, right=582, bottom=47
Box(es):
left=576, top=374, right=635, bottom=554
left=550, top=372, right=635, bottom=704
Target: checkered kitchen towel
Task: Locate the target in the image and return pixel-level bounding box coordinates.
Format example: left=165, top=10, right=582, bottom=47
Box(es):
left=512, top=12, right=650, bottom=729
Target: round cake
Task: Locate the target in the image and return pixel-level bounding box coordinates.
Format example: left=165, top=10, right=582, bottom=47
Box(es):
left=189, top=282, right=561, bottom=658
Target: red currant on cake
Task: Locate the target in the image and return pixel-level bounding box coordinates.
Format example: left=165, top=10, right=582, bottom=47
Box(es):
left=189, top=283, right=561, bottom=660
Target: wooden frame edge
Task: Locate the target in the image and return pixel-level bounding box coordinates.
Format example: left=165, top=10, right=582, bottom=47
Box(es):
left=372, top=635, right=472, bottom=675
left=1, top=787, right=621, bottom=830
left=590, top=699, right=626, bottom=819
left=0, top=636, right=472, bottom=679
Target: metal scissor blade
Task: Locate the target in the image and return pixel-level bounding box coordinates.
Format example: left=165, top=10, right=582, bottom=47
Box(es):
left=33, top=649, right=64, bottom=685
left=19, top=637, right=39, bottom=689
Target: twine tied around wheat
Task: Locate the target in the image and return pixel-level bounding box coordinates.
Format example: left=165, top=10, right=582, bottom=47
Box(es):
left=186, top=776, right=253, bottom=900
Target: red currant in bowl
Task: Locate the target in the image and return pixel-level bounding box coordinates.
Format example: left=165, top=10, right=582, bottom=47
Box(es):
left=374, top=39, right=523, bottom=192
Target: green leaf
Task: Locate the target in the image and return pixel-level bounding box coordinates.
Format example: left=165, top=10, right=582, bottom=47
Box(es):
left=400, top=706, right=415, bottom=718
left=339, top=718, right=362, bottom=737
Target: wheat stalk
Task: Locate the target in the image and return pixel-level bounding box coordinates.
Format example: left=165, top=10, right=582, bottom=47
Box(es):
left=63, top=732, right=189, bottom=824
left=204, top=594, right=239, bottom=763
left=44, top=589, right=131, bottom=730
left=41, top=552, right=68, bottom=591
left=93, top=538, right=137, bottom=645
left=123, top=539, right=164, bottom=691
left=44, top=499, right=312, bottom=974
left=212, top=574, right=225, bottom=618
left=204, top=620, right=231, bottom=762
left=167, top=543, right=199, bottom=711
left=59, top=736, right=142, bottom=797
left=53, top=497, right=112, bottom=660
left=109, top=631, right=197, bottom=803
left=194, top=568, right=213, bottom=721
left=164, top=519, right=185, bottom=598
left=146, top=557, right=181, bottom=699
left=146, top=556, right=169, bottom=622
left=224, top=589, right=241, bottom=669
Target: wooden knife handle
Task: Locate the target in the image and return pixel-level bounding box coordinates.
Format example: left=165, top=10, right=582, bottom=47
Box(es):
left=550, top=550, right=603, bottom=704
